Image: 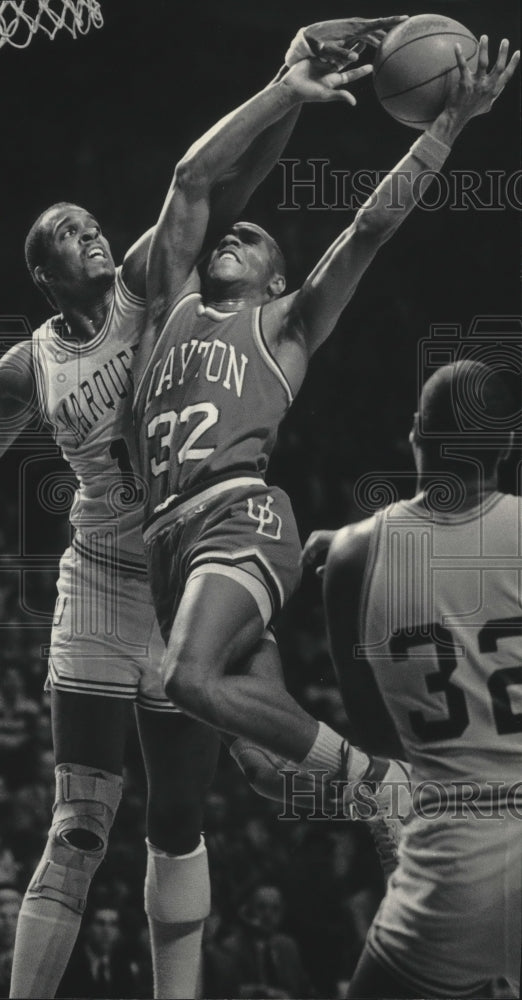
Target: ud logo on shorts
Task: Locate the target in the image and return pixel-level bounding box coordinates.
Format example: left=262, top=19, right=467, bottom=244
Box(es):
left=247, top=495, right=282, bottom=540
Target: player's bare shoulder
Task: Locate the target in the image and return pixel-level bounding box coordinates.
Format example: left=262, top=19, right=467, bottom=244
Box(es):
left=326, top=517, right=377, bottom=587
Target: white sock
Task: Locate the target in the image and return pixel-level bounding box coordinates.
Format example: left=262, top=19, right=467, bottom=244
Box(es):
left=145, top=838, right=210, bottom=1000
left=9, top=897, right=82, bottom=998
left=147, top=918, right=204, bottom=1000
left=298, top=722, right=370, bottom=780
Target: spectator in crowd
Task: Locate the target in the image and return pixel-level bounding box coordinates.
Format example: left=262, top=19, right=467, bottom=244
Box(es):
left=0, top=667, right=39, bottom=788
left=221, top=883, right=313, bottom=999
left=201, top=907, right=241, bottom=1000
left=0, top=886, right=22, bottom=998
left=57, top=904, right=140, bottom=999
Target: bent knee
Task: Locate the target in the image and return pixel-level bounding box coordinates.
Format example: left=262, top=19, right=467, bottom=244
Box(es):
left=164, top=664, right=220, bottom=724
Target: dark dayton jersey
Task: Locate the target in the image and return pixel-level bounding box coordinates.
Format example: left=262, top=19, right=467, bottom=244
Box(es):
left=133, top=291, right=293, bottom=523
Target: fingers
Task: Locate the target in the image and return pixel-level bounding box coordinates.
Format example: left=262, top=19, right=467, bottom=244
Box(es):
left=499, top=48, right=521, bottom=85
left=487, top=39, right=520, bottom=94
left=350, top=41, right=368, bottom=56
left=334, top=64, right=373, bottom=85
left=477, top=34, right=490, bottom=75
left=316, top=43, right=360, bottom=69
left=300, top=532, right=326, bottom=567
left=328, top=63, right=372, bottom=106
left=455, top=42, right=473, bottom=82
left=477, top=36, right=520, bottom=84
left=335, top=90, right=357, bottom=106
left=493, top=37, right=510, bottom=74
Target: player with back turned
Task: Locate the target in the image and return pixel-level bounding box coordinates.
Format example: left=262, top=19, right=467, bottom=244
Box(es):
left=0, top=18, right=407, bottom=999
left=133, top=38, right=519, bottom=808
left=323, top=359, right=522, bottom=998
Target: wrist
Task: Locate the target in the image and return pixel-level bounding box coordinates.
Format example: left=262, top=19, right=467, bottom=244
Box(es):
left=429, top=108, right=467, bottom=146
left=409, top=130, right=452, bottom=172
left=279, top=71, right=307, bottom=105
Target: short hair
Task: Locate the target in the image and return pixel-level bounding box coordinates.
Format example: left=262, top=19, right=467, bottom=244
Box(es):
left=24, top=202, right=83, bottom=303
left=25, top=202, right=73, bottom=274
left=417, top=359, right=515, bottom=472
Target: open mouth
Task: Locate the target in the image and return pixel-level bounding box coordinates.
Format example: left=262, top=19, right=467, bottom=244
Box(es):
left=218, top=249, right=240, bottom=263
left=86, top=246, right=106, bottom=260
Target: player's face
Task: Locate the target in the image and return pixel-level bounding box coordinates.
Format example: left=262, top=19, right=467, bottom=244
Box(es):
left=42, top=205, right=115, bottom=296
left=207, top=223, right=278, bottom=293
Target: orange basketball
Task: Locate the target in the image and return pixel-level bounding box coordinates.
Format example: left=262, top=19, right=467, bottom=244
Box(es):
left=373, top=14, right=479, bottom=130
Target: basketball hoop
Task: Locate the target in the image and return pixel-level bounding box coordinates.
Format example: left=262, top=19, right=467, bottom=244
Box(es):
left=0, top=0, right=103, bottom=49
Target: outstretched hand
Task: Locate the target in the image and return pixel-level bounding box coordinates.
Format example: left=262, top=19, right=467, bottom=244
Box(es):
left=284, top=56, right=372, bottom=107
left=300, top=530, right=337, bottom=575
left=445, top=35, right=520, bottom=123
left=286, top=16, right=409, bottom=71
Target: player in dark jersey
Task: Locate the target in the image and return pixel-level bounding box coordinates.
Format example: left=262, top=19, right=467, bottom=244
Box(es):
left=1, top=18, right=406, bottom=1000
left=134, top=39, right=519, bottom=804
left=323, top=360, right=522, bottom=998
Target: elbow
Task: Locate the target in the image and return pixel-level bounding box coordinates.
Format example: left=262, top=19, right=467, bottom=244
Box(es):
left=172, top=155, right=207, bottom=197
left=352, top=208, right=397, bottom=247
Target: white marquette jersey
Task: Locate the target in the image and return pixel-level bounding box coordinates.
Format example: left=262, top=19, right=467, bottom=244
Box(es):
left=32, top=268, right=147, bottom=568
left=361, top=492, right=522, bottom=785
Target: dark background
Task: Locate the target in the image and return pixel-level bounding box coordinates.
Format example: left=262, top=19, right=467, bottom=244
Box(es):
left=0, top=2, right=519, bottom=995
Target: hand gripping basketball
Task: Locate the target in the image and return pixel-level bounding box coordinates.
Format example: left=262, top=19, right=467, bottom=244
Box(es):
left=286, top=15, right=409, bottom=71
left=447, top=35, right=521, bottom=122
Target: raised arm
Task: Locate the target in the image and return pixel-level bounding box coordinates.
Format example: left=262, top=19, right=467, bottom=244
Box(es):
left=122, top=15, right=407, bottom=299
left=120, top=98, right=302, bottom=302
left=0, top=341, right=39, bottom=459
left=146, top=58, right=372, bottom=322
left=264, top=37, right=520, bottom=362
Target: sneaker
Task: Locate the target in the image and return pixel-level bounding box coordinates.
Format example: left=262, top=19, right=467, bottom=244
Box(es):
left=337, top=755, right=412, bottom=880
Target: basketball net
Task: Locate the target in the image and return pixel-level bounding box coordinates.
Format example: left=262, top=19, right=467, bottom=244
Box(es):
left=0, top=0, right=103, bottom=49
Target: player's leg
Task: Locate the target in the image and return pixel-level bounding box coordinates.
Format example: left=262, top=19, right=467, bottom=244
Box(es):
left=165, top=570, right=316, bottom=756
left=162, top=571, right=370, bottom=785
left=220, top=631, right=323, bottom=801
left=136, top=708, right=220, bottom=1000
left=10, top=690, right=128, bottom=999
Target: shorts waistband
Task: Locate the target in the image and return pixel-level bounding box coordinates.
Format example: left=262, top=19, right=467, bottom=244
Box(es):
left=143, top=475, right=266, bottom=543
left=72, top=537, right=148, bottom=577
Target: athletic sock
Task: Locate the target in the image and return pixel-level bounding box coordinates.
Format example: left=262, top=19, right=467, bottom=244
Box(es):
left=9, top=897, right=82, bottom=998
left=147, top=917, right=204, bottom=1000
left=298, top=721, right=370, bottom=780
left=145, top=838, right=210, bottom=1000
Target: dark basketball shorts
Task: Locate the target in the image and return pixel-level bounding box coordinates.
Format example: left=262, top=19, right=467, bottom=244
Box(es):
left=143, top=476, right=302, bottom=644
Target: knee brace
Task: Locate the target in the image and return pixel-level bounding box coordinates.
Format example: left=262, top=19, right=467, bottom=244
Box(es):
left=27, top=763, right=122, bottom=914
left=230, top=739, right=315, bottom=802
left=145, top=837, right=210, bottom=924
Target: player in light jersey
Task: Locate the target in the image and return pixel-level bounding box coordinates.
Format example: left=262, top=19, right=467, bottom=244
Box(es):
left=133, top=40, right=519, bottom=799
left=323, top=359, right=522, bottom=998
left=0, top=19, right=400, bottom=997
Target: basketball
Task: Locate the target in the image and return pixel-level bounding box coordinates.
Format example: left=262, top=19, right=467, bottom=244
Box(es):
left=373, top=14, right=479, bottom=130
